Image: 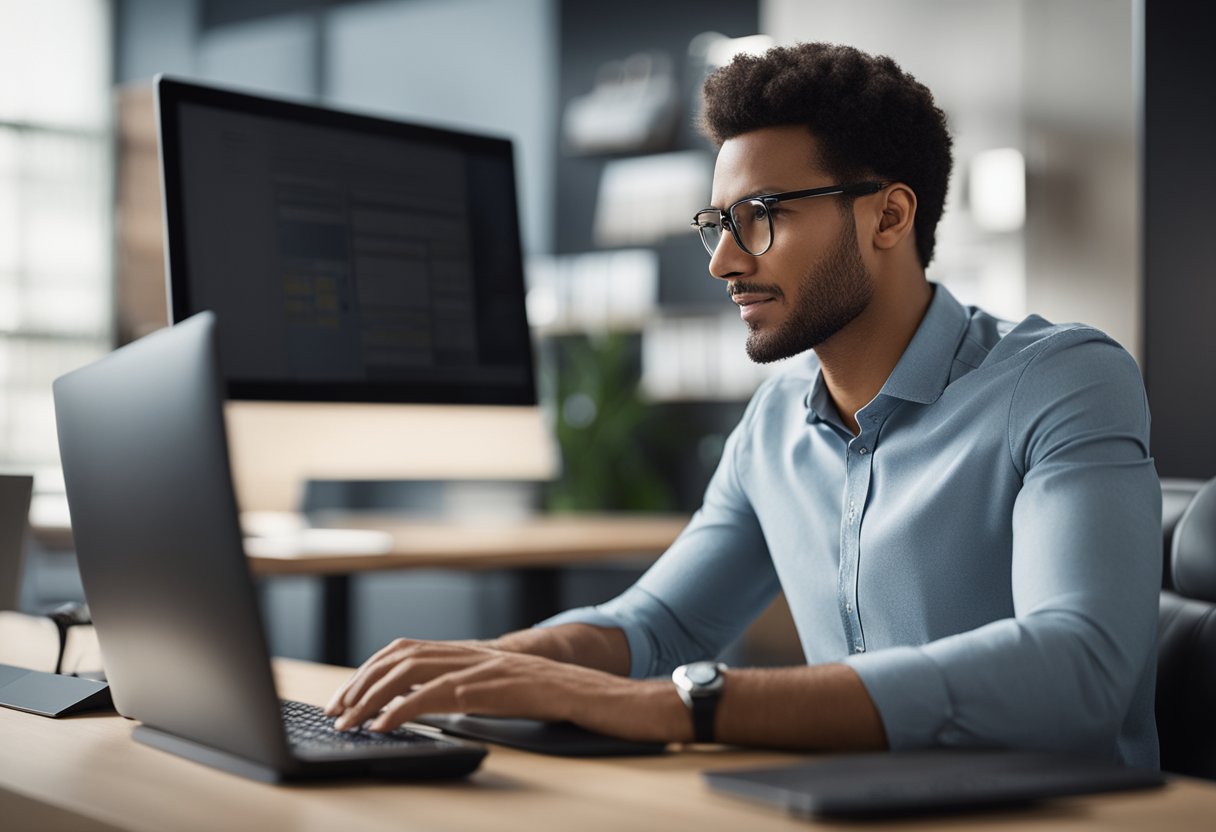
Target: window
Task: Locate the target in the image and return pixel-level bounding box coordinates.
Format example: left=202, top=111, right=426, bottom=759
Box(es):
left=0, top=0, right=112, bottom=485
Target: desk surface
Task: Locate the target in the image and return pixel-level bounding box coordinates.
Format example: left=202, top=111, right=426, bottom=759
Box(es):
left=32, top=509, right=690, bottom=575
left=3, top=614, right=1216, bottom=831
left=28, top=510, right=691, bottom=667
left=248, top=512, right=689, bottom=575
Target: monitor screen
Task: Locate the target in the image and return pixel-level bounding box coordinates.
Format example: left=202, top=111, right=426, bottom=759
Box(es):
left=154, top=77, right=556, bottom=511
left=156, top=76, right=536, bottom=406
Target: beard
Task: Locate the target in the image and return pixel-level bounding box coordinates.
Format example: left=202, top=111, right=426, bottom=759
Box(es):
left=741, top=217, right=873, bottom=364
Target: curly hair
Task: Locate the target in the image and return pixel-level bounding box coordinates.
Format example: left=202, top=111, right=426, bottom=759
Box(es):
left=700, top=42, right=953, bottom=267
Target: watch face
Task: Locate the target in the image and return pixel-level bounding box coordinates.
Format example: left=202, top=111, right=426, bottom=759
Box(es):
left=685, top=663, right=719, bottom=685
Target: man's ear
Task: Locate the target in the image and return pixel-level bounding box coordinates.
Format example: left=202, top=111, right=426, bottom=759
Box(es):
left=871, top=184, right=917, bottom=252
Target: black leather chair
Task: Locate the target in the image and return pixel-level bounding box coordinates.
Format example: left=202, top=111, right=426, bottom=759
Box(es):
left=1162, top=479, right=1205, bottom=590
left=1157, top=476, right=1216, bottom=779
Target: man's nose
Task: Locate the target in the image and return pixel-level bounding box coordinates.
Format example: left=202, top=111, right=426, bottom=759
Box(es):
left=708, top=230, right=752, bottom=281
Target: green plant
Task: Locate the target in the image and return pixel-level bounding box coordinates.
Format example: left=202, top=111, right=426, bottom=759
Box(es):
left=547, top=333, right=673, bottom=512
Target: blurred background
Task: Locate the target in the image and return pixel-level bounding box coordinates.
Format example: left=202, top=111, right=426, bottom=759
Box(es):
left=1, top=0, right=1210, bottom=664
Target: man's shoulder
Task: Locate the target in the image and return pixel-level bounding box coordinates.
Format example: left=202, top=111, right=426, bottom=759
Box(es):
left=959, top=306, right=1127, bottom=375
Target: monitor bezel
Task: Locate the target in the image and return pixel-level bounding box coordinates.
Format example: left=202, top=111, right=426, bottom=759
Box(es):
left=155, top=75, right=537, bottom=406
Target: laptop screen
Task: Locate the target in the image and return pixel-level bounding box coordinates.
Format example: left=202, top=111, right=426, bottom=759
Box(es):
left=157, top=77, right=536, bottom=405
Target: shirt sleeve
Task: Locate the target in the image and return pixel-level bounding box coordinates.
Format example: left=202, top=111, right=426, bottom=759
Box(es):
left=845, top=332, right=1161, bottom=759
left=538, top=384, right=782, bottom=678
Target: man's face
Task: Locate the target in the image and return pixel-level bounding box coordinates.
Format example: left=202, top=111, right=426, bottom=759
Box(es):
left=708, top=126, right=873, bottom=363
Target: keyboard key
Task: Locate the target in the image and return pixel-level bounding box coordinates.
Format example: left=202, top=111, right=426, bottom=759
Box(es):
left=280, top=699, right=442, bottom=751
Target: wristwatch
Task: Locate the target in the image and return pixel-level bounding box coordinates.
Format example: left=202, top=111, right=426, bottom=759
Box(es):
left=672, top=661, right=728, bottom=743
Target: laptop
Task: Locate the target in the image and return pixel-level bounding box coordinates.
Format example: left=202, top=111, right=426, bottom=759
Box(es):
left=53, top=312, right=485, bottom=782
left=704, top=750, right=1165, bottom=819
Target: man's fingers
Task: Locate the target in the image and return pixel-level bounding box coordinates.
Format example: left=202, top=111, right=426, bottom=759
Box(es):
left=325, top=637, right=419, bottom=714
left=333, top=651, right=506, bottom=730
left=326, top=639, right=506, bottom=719
left=334, top=656, right=453, bottom=730
left=367, top=667, right=489, bottom=732
left=332, top=657, right=420, bottom=730
left=325, top=650, right=404, bottom=716
left=366, top=657, right=565, bottom=732
left=330, top=640, right=463, bottom=714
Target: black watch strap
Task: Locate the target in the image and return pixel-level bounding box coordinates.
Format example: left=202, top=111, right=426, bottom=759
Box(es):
left=690, top=696, right=717, bottom=743
left=673, top=662, right=726, bottom=743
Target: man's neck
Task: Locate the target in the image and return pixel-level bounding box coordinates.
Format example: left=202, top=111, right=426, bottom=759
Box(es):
left=815, top=278, right=933, bottom=435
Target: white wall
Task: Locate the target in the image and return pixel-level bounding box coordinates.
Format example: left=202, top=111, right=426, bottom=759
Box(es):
left=324, top=0, right=558, bottom=255
left=198, top=12, right=319, bottom=101
left=1020, top=0, right=1138, bottom=359
left=762, top=0, right=1140, bottom=359
left=120, top=0, right=558, bottom=256
left=115, top=0, right=199, bottom=82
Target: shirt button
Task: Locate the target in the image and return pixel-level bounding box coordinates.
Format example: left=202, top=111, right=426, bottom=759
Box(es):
left=858, top=447, right=869, bottom=455
left=846, top=603, right=853, bottom=612
left=855, top=645, right=866, bottom=653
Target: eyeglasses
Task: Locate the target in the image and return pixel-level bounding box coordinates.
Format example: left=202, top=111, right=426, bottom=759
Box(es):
left=691, top=181, right=888, bottom=257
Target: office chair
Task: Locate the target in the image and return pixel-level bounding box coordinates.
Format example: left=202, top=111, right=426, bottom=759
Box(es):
left=1157, top=476, right=1216, bottom=780
left=1162, top=479, right=1204, bottom=589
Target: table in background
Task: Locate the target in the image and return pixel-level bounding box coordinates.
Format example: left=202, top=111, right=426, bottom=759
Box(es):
left=244, top=512, right=688, bottom=666
left=31, top=509, right=689, bottom=666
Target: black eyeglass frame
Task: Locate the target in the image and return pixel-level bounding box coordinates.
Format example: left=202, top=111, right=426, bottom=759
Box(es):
left=691, top=180, right=888, bottom=257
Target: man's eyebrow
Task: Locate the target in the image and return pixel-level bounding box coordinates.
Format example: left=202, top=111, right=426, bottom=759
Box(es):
left=707, top=186, right=789, bottom=210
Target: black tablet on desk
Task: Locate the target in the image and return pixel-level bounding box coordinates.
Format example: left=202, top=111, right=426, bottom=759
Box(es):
left=413, top=714, right=667, bottom=757
left=705, top=749, right=1165, bottom=818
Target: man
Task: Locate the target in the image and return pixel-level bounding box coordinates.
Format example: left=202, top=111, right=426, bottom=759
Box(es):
left=326, top=43, right=1161, bottom=768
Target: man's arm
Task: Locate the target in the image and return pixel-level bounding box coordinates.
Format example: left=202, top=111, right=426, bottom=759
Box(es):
left=328, top=630, right=886, bottom=748
left=325, top=622, right=628, bottom=722
left=715, top=664, right=886, bottom=749
left=485, top=622, right=630, bottom=674
left=846, top=334, right=1160, bottom=759
left=327, top=606, right=884, bottom=749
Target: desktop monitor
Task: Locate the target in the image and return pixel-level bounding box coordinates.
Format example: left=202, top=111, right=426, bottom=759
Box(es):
left=155, top=77, right=557, bottom=510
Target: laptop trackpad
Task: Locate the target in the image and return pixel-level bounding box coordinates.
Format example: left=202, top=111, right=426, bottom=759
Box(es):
left=413, top=713, right=667, bottom=757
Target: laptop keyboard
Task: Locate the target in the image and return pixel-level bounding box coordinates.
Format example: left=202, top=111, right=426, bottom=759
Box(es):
left=281, top=699, right=443, bottom=751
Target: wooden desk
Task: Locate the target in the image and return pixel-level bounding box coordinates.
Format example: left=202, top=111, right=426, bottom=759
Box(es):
left=32, top=511, right=690, bottom=667
left=245, top=512, right=689, bottom=575
left=3, top=644, right=1216, bottom=832
left=247, top=512, right=688, bottom=666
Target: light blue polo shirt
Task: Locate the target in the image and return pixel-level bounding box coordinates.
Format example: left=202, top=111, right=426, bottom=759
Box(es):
left=543, top=284, right=1161, bottom=768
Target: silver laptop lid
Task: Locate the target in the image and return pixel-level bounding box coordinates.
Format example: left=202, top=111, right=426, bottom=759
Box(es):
left=53, top=312, right=290, bottom=768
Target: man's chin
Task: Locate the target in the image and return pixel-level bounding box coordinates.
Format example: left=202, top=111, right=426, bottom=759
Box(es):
left=745, top=330, right=800, bottom=364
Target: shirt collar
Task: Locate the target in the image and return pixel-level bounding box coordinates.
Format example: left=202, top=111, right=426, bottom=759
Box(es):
left=806, top=283, right=969, bottom=421
left=877, top=283, right=970, bottom=405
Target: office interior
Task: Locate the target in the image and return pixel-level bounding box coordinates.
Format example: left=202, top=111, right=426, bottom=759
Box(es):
left=0, top=0, right=1211, bottom=670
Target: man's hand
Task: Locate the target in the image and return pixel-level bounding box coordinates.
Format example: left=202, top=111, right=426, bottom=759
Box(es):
left=324, top=638, right=688, bottom=742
